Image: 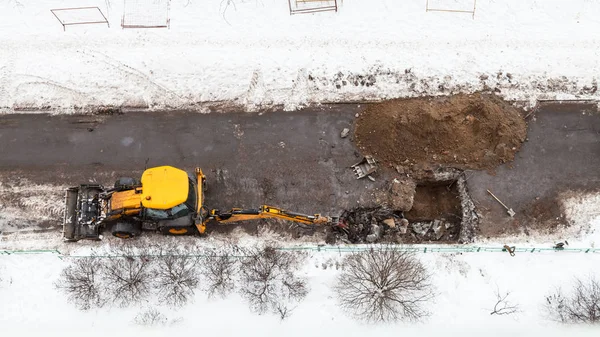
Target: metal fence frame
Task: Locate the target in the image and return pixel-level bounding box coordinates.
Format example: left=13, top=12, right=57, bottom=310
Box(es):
left=121, top=0, right=171, bottom=29
left=50, top=7, right=110, bottom=31
left=426, top=0, right=477, bottom=19
left=288, top=0, right=338, bottom=15
left=2, top=245, right=599, bottom=258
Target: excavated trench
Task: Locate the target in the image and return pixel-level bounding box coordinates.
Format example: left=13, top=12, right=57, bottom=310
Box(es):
left=333, top=92, right=527, bottom=244
left=326, top=169, right=479, bottom=245
left=404, top=181, right=462, bottom=242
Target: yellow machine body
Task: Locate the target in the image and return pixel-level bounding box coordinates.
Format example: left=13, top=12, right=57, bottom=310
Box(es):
left=141, top=166, right=189, bottom=210
left=110, top=189, right=141, bottom=210
left=109, top=188, right=142, bottom=217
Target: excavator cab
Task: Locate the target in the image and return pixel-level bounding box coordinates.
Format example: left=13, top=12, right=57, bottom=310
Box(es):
left=139, top=166, right=203, bottom=235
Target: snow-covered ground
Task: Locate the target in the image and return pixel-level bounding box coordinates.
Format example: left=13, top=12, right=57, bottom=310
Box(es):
left=2, top=0, right=600, bottom=334
left=1, top=191, right=599, bottom=335
left=0, top=0, right=599, bottom=113
left=0, top=179, right=67, bottom=233
left=2, top=238, right=600, bottom=336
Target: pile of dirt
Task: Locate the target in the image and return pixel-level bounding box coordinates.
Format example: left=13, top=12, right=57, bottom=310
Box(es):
left=354, top=93, right=527, bottom=172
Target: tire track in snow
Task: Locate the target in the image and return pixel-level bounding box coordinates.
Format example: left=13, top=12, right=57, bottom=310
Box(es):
left=11, top=73, right=94, bottom=109
left=243, top=69, right=268, bottom=112
left=80, top=50, right=188, bottom=107
left=0, top=178, right=67, bottom=234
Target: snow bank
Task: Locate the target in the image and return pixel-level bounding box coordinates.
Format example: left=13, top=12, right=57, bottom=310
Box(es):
left=562, top=191, right=600, bottom=247
left=0, top=0, right=599, bottom=113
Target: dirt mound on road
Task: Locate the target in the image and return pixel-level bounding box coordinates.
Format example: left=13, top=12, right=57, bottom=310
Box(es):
left=354, top=93, right=527, bottom=172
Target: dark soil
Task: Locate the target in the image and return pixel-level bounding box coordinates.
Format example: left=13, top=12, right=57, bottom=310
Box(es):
left=354, top=93, right=527, bottom=173
left=519, top=193, right=567, bottom=234
left=404, top=182, right=462, bottom=224
left=476, top=192, right=567, bottom=238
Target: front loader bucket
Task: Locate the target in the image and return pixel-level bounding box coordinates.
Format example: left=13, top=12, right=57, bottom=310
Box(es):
left=63, top=187, right=79, bottom=241
left=63, top=185, right=104, bottom=241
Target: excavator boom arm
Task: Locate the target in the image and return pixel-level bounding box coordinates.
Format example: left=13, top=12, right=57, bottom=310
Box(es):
left=207, top=205, right=333, bottom=226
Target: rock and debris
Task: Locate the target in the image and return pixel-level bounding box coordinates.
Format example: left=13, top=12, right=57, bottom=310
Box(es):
left=382, top=218, right=395, bottom=228
left=398, top=218, right=409, bottom=234
left=409, top=220, right=459, bottom=242
left=370, top=178, right=417, bottom=212
left=327, top=207, right=398, bottom=244
left=354, top=93, right=527, bottom=173
left=325, top=206, right=461, bottom=244
left=388, top=178, right=416, bottom=210
left=340, top=128, right=350, bottom=138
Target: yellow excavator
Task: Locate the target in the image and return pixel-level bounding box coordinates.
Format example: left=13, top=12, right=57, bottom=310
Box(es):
left=63, top=166, right=335, bottom=241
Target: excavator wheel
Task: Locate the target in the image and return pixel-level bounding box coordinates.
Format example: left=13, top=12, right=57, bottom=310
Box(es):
left=160, top=226, right=198, bottom=236
left=111, top=222, right=142, bottom=239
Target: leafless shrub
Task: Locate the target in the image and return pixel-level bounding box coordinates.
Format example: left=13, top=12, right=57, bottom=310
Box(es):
left=154, top=248, right=201, bottom=308
left=200, top=246, right=238, bottom=299
left=545, top=276, right=600, bottom=324
left=274, top=302, right=296, bottom=320
left=55, top=257, right=106, bottom=310
left=238, top=245, right=308, bottom=319
left=334, top=248, right=434, bottom=323
left=7, top=0, right=24, bottom=9
left=490, top=286, right=520, bottom=316
left=102, top=246, right=154, bottom=307
left=133, top=307, right=168, bottom=326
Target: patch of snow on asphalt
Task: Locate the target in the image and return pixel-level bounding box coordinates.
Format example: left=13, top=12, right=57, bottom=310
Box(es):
left=561, top=191, right=600, bottom=247
left=0, top=180, right=67, bottom=233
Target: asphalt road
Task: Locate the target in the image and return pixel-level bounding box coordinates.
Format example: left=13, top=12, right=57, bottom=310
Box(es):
left=0, top=105, right=388, bottom=223
left=1, top=102, right=599, bottom=238
left=467, top=102, right=600, bottom=236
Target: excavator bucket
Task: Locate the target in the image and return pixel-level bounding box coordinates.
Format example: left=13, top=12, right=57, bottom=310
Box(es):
left=63, top=185, right=104, bottom=241
left=351, top=155, right=377, bottom=179
left=63, top=187, right=79, bottom=240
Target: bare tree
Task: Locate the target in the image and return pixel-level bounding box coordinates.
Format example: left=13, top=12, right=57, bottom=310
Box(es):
left=238, top=245, right=308, bottom=319
left=490, top=286, right=520, bottom=316
left=102, top=246, right=154, bottom=307
left=7, top=0, right=24, bottom=9
left=133, top=307, right=168, bottom=326
left=274, top=302, right=296, bottom=321
left=334, top=248, right=434, bottom=323
left=200, top=247, right=238, bottom=299
left=154, top=249, right=201, bottom=307
left=55, top=257, right=106, bottom=310
left=545, top=276, right=600, bottom=324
